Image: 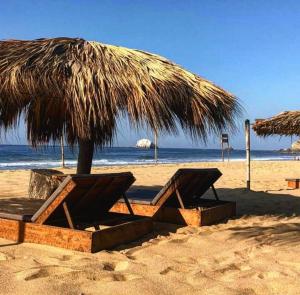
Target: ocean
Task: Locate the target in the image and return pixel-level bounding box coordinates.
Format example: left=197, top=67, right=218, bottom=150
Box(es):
left=0, top=145, right=298, bottom=170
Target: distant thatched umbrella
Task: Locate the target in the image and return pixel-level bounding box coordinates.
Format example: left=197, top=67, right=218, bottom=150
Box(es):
left=253, top=111, right=300, bottom=137
left=0, top=37, right=241, bottom=173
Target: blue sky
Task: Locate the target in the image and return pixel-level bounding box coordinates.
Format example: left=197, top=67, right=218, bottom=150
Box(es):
left=1, top=0, right=300, bottom=149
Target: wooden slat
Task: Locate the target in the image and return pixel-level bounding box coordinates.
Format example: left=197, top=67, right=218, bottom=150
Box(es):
left=72, top=177, right=114, bottom=213
left=72, top=174, right=135, bottom=218
left=91, top=218, right=153, bottom=252
left=33, top=179, right=77, bottom=224
left=62, top=202, right=75, bottom=229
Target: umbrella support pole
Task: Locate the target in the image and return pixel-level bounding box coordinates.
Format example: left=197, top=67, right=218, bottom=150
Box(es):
left=77, top=139, right=94, bottom=174
left=245, top=119, right=251, bottom=190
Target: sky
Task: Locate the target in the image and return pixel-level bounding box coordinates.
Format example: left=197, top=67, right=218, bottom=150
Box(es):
left=1, top=0, right=300, bottom=150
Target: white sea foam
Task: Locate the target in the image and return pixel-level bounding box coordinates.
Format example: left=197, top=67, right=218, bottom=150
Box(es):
left=0, top=155, right=296, bottom=170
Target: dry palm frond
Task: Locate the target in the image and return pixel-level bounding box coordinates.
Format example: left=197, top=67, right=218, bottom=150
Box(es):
left=0, top=37, right=241, bottom=146
left=253, top=111, right=300, bottom=137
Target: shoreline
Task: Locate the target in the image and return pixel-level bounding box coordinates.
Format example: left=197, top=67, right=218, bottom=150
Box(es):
left=0, top=158, right=300, bottom=171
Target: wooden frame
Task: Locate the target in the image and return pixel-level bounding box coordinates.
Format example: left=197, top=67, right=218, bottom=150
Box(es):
left=286, top=178, right=300, bottom=189
left=110, top=169, right=236, bottom=226
left=0, top=173, right=153, bottom=252
left=0, top=214, right=153, bottom=253
left=111, top=201, right=236, bottom=226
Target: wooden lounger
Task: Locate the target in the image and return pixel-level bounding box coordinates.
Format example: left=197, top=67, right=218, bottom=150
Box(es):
left=286, top=178, right=300, bottom=189
left=0, top=173, right=153, bottom=252
left=111, top=169, right=236, bottom=226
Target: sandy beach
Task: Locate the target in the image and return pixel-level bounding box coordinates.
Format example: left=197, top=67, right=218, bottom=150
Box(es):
left=0, top=160, right=299, bottom=294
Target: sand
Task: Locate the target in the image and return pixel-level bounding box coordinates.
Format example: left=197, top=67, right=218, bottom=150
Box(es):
left=0, top=161, right=299, bottom=294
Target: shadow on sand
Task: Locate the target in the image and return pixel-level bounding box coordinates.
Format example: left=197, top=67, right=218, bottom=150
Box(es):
left=129, top=184, right=300, bottom=217
left=119, top=185, right=300, bottom=250
left=215, top=187, right=300, bottom=217
left=213, top=187, right=300, bottom=247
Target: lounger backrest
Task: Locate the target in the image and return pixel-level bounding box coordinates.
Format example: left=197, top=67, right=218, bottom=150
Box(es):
left=150, top=168, right=222, bottom=207
left=31, top=172, right=135, bottom=224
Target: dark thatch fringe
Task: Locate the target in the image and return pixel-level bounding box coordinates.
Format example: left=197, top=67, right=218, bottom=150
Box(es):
left=253, top=111, right=300, bottom=137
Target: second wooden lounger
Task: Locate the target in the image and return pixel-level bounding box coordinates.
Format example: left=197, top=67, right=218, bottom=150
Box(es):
left=0, top=173, right=153, bottom=252
left=110, top=168, right=236, bottom=226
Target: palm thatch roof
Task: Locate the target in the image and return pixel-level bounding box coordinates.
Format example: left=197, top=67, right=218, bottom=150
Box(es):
left=0, top=37, right=241, bottom=147
left=253, top=111, right=300, bottom=136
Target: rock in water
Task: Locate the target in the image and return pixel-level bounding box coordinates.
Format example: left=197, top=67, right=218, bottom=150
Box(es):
left=136, top=138, right=156, bottom=149
left=28, top=169, right=66, bottom=199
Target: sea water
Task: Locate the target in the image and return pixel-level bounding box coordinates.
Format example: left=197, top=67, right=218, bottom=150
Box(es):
left=0, top=145, right=297, bottom=170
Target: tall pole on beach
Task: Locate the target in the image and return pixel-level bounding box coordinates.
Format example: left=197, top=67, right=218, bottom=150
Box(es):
left=61, top=135, right=65, bottom=168
left=245, top=119, right=251, bottom=190
left=154, top=130, right=158, bottom=163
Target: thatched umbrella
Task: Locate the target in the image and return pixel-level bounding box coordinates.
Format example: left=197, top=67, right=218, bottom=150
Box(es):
left=0, top=37, right=241, bottom=173
left=253, top=111, right=300, bottom=136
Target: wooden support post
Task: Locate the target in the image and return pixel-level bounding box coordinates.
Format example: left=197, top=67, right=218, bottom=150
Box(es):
left=63, top=202, right=75, bottom=229
left=61, top=136, right=65, bottom=168
left=221, top=141, right=224, bottom=162
left=211, top=185, right=219, bottom=201
left=154, top=130, right=158, bottom=163
left=221, top=134, right=230, bottom=162
left=122, top=194, right=134, bottom=215
left=175, top=189, right=185, bottom=209
left=77, top=139, right=94, bottom=174
left=245, top=119, right=251, bottom=190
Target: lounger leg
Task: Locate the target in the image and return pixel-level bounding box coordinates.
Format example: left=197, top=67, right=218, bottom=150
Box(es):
left=122, top=194, right=135, bottom=215
left=62, top=202, right=75, bottom=229
left=175, top=189, right=185, bottom=209
left=211, top=185, right=219, bottom=201
left=94, top=224, right=100, bottom=231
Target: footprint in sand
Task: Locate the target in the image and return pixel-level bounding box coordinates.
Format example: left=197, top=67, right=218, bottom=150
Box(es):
left=60, top=255, right=72, bottom=262
left=168, top=237, right=189, bottom=244
left=211, top=263, right=244, bottom=282
left=237, top=288, right=257, bottom=295
left=18, top=268, right=50, bottom=281
left=122, top=247, right=145, bottom=258
left=16, top=265, right=73, bottom=281
left=257, top=271, right=286, bottom=279
left=175, top=257, right=197, bottom=264
left=102, top=262, right=115, bottom=271
left=102, top=261, right=129, bottom=272
left=125, top=254, right=136, bottom=261
left=160, top=267, right=174, bottom=275
left=160, top=263, right=194, bottom=275
left=112, top=273, right=141, bottom=281
left=84, top=270, right=141, bottom=282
